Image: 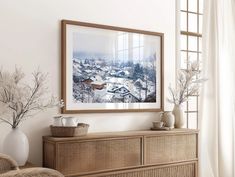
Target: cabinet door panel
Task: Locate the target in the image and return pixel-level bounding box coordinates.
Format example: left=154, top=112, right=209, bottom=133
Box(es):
left=145, top=134, right=197, bottom=164
left=57, top=138, right=142, bottom=175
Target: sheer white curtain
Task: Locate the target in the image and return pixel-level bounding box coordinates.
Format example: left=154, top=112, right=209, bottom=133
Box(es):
left=199, top=0, right=235, bottom=177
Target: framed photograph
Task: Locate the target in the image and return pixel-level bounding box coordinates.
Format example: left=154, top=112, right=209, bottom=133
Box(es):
left=61, top=20, right=164, bottom=113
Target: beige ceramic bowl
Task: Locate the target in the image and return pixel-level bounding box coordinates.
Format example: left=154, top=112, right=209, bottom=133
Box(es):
left=152, top=121, right=164, bottom=128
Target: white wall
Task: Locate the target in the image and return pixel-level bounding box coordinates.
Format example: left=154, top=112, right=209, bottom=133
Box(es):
left=0, top=0, right=176, bottom=165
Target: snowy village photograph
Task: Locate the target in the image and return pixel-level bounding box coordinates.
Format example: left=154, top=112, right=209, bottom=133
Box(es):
left=62, top=21, right=163, bottom=112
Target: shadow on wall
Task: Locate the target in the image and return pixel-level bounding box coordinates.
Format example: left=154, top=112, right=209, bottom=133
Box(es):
left=0, top=125, right=10, bottom=153
left=26, top=126, right=51, bottom=166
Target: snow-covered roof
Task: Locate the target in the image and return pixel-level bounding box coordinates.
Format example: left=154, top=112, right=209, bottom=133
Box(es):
left=134, top=79, right=147, bottom=88
left=123, top=92, right=140, bottom=101
left=92, top=81, right=105, bottom=85
left=112, top=85, right=130, bottom=92
left=84, top=70, right=92, bottom=73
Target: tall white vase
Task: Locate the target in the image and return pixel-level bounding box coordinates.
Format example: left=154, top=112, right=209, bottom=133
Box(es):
left=172, top=104, right=185, bottom=128
left=3, top=128, right=29, bottom=166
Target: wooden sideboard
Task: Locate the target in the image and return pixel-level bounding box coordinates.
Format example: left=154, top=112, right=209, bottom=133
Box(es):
left=43, top=129, right=198, bottom=177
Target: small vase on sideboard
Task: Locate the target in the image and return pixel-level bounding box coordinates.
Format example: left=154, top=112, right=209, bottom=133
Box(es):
left=160, top=111, right=175, bottom=129
left=172, top=104, right=185, bottom=128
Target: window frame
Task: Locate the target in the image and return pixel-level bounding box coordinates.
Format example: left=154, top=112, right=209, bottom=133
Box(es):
left=180, top=0, right=203, bottom=129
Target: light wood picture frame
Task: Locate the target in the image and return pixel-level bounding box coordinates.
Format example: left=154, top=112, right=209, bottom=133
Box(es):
left=61, top=20, right=164, bottom=113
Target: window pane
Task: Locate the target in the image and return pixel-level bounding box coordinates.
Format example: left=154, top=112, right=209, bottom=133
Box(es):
left=182, top=101, right=187, bottom=112
left=181, top=0, right=187, bottom=10
left=199, top=15, right=203, bottom=34
left=118, top=35, right=124, bottom=50
left=199, top=37, right=202, bottom=52
left=181, top=35, right=187, bottom=50
left=188, top=0, right=198, bottom=12
left=180, top=51, right=187, bottom=69
left=133, top=34, right=139, bottom=48
left=133, top=48, right=140, bottom=60
left=188, top=113, right=197, bottom=129
left=188, top=96, right=198, bottom=110
left=199, top=53, right=202, bottom=69
left=188, top=13, right=198, bottom=33
left=188, top=52, right=197, bottom=63
left=140, top=47, right=144, bottom=59
left=183, top=111, right=188, bottom=128
left=199, top=53, right=202, bottom=60
left=181, top=12, right=187, bottom=31
left=123, top=34, right=128, bottom=49
left=199, top=0, right=204, bottom=13
left=118, top=51, right=124, bottom=60
left=124, top=50, right=128, bottom=60
left=188, top=36, right=197, bottom=51
left=140, top=35, right=144, bottom=46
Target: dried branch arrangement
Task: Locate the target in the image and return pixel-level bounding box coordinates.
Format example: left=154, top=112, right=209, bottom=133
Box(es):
left=0, top=68, right=63, bottom=128
left=168, top=61, right=206, bottom=105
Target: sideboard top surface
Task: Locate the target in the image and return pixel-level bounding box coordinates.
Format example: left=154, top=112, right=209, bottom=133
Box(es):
left=43, top=129, right=198, bottom=142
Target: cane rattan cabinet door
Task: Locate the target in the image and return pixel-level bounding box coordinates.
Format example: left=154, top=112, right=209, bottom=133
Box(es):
left=145, top=134, right=197, bottom=165
left=56, top=137, right=142, bottom=175
left=89, top=162, right=196, bottom=177
left=43, top=142, right=55, bottom=169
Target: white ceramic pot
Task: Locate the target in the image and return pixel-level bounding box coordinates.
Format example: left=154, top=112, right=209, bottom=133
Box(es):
left=161, top=111, right=175, bottom=129
left=3, top=128, right=29, bottom=166
left=53, top=116, right=63, bottom=126
left=172, top=104, right=185, bottom=128
left=62, top=117, right=78, bottom=127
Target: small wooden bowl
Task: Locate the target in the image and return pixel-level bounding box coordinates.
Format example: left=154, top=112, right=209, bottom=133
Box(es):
left=50, top=123, right=89, bottom=137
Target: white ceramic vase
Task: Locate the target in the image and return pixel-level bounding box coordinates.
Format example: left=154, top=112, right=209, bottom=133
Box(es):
left=161, top=111, right=175, bottom=129
left=172, top=104, right=185, bottom=128
left=3, top=128, right=29, bottom=166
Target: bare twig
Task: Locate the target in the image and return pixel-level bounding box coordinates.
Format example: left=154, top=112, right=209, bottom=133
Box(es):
left=168, top=61, right=206, bottom=105
left=0, top=68, right=61, bottom=129
left=0, top=117, right=13, bottom=127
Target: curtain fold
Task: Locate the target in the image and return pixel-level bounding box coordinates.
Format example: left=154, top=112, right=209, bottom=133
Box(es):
left=199, top=0, right=235, bottom=177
